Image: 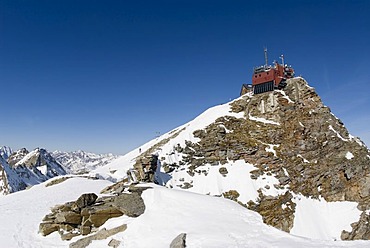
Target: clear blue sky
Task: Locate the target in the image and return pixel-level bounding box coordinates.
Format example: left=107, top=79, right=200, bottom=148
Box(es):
left=1, top=0, right=369, bottom=154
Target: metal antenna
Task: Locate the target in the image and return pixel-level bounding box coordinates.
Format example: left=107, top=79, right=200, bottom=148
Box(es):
left=280, top=54, right=285, bottom=66
left=264, top=47, right=268, bottom=66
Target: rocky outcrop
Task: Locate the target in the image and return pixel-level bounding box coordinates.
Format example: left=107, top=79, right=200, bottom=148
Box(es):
left=248, top=191, right=296, bottom=232
left=131, top=154, right=158, bottom=182
left=39, top=184, right=148, bottom=240
left=170, top=233, right=187, bottom=248
left=341, top=211, right=370, bottom=240
left=128, top=127, right=186, bottom=183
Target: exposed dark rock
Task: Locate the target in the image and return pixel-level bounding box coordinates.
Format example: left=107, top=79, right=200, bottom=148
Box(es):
left=180, top=182, right=193, bottom=189
left=219, top=167, right=228, bottom=176
left=131, top=154, right=158, bottom=182
left=112, top=193, right=145, bottom=217
left=223, top=190, right=240, bottom=201
left=170, top=233, right=187, bottom=248
left=75, top=193, right=98, bottom=209
left=248, top=191, right=296, bottom=232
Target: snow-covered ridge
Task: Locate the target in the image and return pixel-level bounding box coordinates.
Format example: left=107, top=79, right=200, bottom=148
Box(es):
left=91, top=99, right=246, bottom=181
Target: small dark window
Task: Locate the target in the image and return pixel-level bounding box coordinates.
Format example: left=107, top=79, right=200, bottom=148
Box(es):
left=267, top=72, right=269, bottom=75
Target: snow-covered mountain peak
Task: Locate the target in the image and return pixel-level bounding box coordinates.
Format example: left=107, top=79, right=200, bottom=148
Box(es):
left=0, top=146, right=12, bottom=160
left=7, top=147, right=29, bottom=166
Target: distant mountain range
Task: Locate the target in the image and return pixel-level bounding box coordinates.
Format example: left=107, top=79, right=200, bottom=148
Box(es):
left=52, top=150, right=118, bottom=174
left=0, top=146, right=118, bottom=195
left=0, top=147, right=67, bottom=194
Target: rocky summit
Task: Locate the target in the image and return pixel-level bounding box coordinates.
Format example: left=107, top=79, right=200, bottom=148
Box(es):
left=102, top=77, right=369, bottom=240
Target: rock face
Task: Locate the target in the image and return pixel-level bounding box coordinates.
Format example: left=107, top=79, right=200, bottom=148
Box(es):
left=170, top=233, right=187, bottom=248
left=7, top=148, right=29, bottom=166
left=130, top=154, right=158, bottom=182
left=0, top=148, right=67, bottom=195
left=123, top=77, right=369, bottom=240
left=52, top=150, right=118, bottom=174
left=341, top=212, right=370, bottom=240
left=39, top=184, right=148, bottom=240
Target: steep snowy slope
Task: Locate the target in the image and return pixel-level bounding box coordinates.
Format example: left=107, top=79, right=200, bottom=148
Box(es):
left=91, top=77, right=370, bottom=241
left=0, top=177, right=368, bottom=248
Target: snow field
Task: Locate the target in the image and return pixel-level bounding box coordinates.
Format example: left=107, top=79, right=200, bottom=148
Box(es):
left=0, top=177, right=112, bottom=248
left=291, top=195, right=361, bottom=241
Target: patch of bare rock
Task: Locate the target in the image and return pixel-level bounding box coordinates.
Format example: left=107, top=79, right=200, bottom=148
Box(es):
left=170, top=233, right=187, bottom=248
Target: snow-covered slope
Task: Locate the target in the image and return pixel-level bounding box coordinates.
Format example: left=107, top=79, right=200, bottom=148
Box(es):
left=90, top=77, right=370, bottom=241
left=91, top=96, right=245, bottom=181
left=52, top=150, right=118, bottom=174
left=0, top=177, right=367, bottom=248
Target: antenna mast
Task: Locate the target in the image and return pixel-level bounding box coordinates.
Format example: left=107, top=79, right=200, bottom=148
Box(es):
left=280, top=54, right=285, bottom=66
left=264, top=47, right=268, bottom=66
